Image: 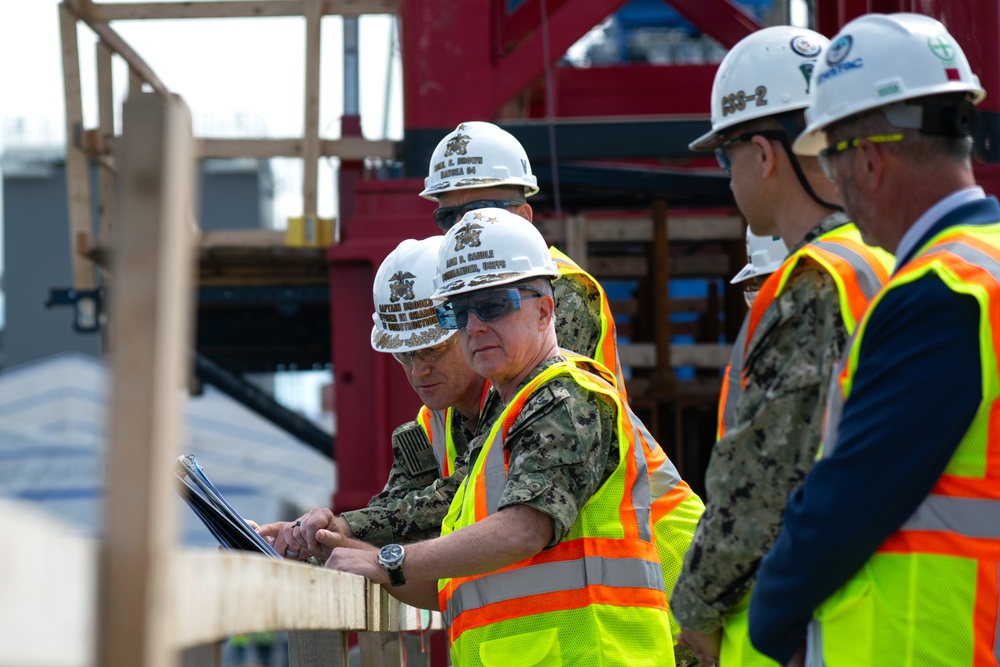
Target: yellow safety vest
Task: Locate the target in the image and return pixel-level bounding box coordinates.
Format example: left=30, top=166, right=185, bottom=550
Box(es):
left=416, top=383, right=491, bottom=477
left=438, top=361, right=675, bottom=667
left=808, top=223, right=1000, bottom=666
left=717, top=223, right=893, bottom=666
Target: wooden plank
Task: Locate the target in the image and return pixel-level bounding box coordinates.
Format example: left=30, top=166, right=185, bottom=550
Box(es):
left=620, top=343, right=732, bottom=369
left=170, top=552, right=369, bottom=647
left=671, top=254, right=732, bottom=276
left=302, top=0, right=322, bottom=217
left=197, top=137, right=396, bottom=160
left=66, top=0, right=171, bottom=96
left=96, top=40, right=116, bottom=243
left=587, top=256, right=647, bottom=277
left=288, top=632, right=349, bottom=667
left=358, top=633, right=403, bottom=667
left=564, top=215, right=588, bottom=271
left=199, top=229, right=288, bottom=248
left=570, top=215, right=742, bottom=243
left=60, top=3, right=96, bottom=290
left=652, top=201, right=672, bottom=377
left=98, top=92, right=196, bottom=667
left=0, top=499, right=96, bottom=667
left=85, top=0, right=397, bottom=21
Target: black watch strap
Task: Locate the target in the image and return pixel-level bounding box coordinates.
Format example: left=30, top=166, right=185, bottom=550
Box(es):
left=386, top=565, right=406, bottom=587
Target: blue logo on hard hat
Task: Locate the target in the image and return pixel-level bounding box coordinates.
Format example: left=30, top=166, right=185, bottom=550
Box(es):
left=827, top=35, right=853, bottom=66
left=791, top=36, right=822, bottom=58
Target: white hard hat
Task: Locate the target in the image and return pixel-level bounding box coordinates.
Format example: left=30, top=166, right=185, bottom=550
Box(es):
left=420, top=122, right=539, bottom=200
left=690, top=26, right=829, bottom=151
left=794, top=13, right=985, bottom=155
left=731, top=229, right=788, bottom=284
left=432, top=208, right=559, bottom=300
left=371, top=237, right=456, bottom=353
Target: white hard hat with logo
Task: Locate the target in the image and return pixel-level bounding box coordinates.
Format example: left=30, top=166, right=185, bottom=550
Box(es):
left=731, top=229, right=788, bottom=284
left=371, top=237, right=456, bottom=353
left=794, top=13, right=985, bottom=155
left=690, top=26, right=829, bottom=151
left=431, top=208, right=559, bottom=300
left=420, top=121, right=539, bottom=200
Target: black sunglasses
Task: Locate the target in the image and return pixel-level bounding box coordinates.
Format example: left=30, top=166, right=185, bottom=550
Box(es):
left=714, top=130, right=789, bottom=176
left=433, top=199, right=524, bottom=231
left=436, top=287, right=543, bottom=330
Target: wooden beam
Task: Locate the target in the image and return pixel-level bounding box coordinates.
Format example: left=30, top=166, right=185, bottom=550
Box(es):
left=60, top=3, right=97, bottom=290
left=96, top=40, right=116, bottom=243
left=199, top=137, right=396, bottom=160
left=83, top=0, right=397, bottom=21
left=65, top=0, right=171, bottom=95
left=652, top=200, right=673, bottom=382
left=619, top=343, right=732, bottom=369
left=99, top=92, right=197, bottom=667
left=302, top=0, right=322, bottom=216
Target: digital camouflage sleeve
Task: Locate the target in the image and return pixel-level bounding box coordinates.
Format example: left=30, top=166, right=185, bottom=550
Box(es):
left=670, top=220, right=850, bottom=633
left=553, top=273, right=603, bottom=360
left=341, top=392, right=505, bottom=546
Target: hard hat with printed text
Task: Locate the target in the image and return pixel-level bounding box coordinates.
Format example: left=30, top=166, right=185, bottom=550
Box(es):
left=371, top=237, right=456, bottom=353
left=420, top=122, right=539, bottom=200
left=690, top=26, right=829, bottom=151
left=731, top=229, right=788, bottom=284
left=794, top=13, right=985, bottom=155
left=431, top=208, right=558, bottom=300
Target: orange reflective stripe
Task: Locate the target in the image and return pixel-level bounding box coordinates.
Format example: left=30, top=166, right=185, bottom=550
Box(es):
left=650, top=481, right=693, bottom=524
left=878, top=530, right=1000, bottom=559
left=803, top=245, right=871, bottom=327
left=717, top=365, right=732, bottom=437
left=744, top=269, right=783, bottom=360
left=934, top=475, right=1000, bottom=501
left=447, top=584, right=667, bottom=643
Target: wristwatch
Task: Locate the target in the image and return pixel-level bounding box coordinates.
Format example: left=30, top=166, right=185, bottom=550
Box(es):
left=377, top=543, right=406, bottom=587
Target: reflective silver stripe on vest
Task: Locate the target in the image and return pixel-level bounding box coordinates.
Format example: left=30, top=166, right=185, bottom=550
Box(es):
left=427, top=408, right=450, bottom=472
left=810, top=237, right=886, bottom=301
left=627, top=420, right=652, bottom=542
left=721, top=315, right=751, bottom=436
left=899, top=495, right=1000, bottom=538
left=625, top=402, right=680, bottom=511
left=443, top=555, right=663, bottom=627
left=806, top=618, right=824, bottom=667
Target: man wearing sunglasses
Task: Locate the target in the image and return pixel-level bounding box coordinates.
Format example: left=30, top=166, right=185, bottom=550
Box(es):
left=669, top=25, right=893, bottom=667
left=323, top=209, right=676, bottom=666
left=749, top=15, right=1000, bottom=666
left=259, top=237, right=500, bottom=562
left=421, top=123, right=706, bottom=654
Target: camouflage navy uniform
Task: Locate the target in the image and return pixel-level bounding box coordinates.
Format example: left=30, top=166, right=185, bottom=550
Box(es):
left=552, top=273, right=602, bottom=361
left=669, top=214, right=852, bottom=633
left=342, top=273, right=604, bottom=547
left=473, top=355, right=620, bottom=545
left=342, top=389, right=508, bottom=546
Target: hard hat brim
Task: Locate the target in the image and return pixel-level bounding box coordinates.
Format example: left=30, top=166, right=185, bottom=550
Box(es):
left=371, top=323, right=456, bottom=354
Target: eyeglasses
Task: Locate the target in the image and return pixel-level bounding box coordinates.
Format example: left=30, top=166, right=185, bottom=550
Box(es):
left=714, top=130, right=788, bottom=176
left=436, top=287, right=543, bottom=330
left=433, top=199, right=524, bottom=231
left=818, top=133, right=904, bottom=183
left=392, top=335, right=456, bottom=366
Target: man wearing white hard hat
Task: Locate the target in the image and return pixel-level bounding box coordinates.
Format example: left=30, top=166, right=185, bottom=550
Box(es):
left=750, top=14, right=1000, bottom=666
left=325, top=209, right=676, bottom=666
left=421, top=121, right=705, bottom=652
left=259, top=237, right=493, bottom=561
left=668, top=24, right=893, bottom=667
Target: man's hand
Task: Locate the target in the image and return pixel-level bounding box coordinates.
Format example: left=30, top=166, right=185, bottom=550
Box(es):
left=323, top=540, right=387, bottom=585
left=315, top=528, right=378, bottom=553
left=677, top=627, right=721, bottom=667
left=257, top=508, right=355, bottom=560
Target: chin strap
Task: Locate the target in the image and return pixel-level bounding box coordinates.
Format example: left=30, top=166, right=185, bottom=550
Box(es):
left=776, top=114, right=843, bottom=212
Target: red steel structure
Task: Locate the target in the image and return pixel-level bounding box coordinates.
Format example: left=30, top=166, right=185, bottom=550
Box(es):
left=329, top=0, right=1000, bottom=511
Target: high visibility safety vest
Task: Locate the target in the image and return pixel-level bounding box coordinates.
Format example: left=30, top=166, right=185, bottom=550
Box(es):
left=714, top=224, right=892, bottom=666
left=808, top=223, right=1000, bottom=667
left=716, top=223, right=893, bottom=440
left=416, top=383, right=491, bottom=477
left=550, top=246, right=629, bottom=398
left=560, top=349, right=703, bottom=643
left=438, top=361, right=676, bottom=667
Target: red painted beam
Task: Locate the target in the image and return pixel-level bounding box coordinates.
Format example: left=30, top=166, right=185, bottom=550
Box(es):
left=497, top=0, right=575, bottom=52
left=552, top=63, right=716, bottom=117
left=493, top=0, right=628, bottom=112
left=667, top=0, right=764, bottom=49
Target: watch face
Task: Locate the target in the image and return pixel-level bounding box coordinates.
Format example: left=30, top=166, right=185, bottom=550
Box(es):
left=380, top=544, right=404, bottom=565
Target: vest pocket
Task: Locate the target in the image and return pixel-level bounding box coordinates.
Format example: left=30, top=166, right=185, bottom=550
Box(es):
left=479, top=628, right=562, bottom=666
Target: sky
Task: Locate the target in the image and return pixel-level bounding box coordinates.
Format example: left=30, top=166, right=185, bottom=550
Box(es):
left=0, top=1, right=405, bottom=420
left=0, top=0, right=403, bottom=223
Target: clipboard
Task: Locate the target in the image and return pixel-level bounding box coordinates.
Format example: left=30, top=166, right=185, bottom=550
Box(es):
left=173, top=453, right=281, bottom=558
